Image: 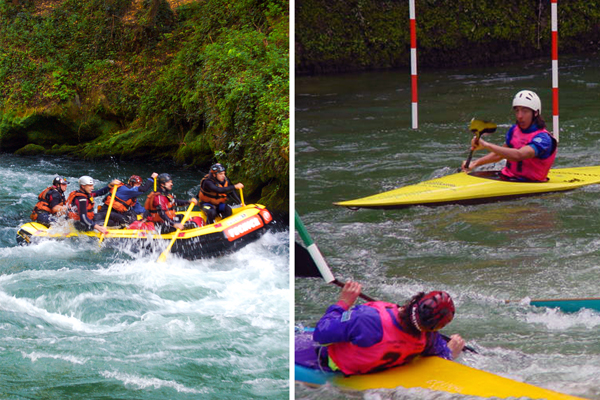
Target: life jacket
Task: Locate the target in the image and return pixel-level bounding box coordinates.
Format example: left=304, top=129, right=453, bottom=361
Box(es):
left=102, top=183, right=135, bottom=213
left=144, top=191, right=177, bottom=223
left=501, top=125, right=557, bottom=182
left=31, top=186, right=65, bottom=220
left=199, top=174, right=228, bottom=205
left=327, top=302, right=427, bottom=375
left=66, top=190, right=95, bottom=221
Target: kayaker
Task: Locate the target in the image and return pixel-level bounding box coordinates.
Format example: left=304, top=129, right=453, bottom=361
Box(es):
left=143, top=173, right=198, bottom=232
left=462, top=90, right=557, bottom=182
left=30, top=176, right=69, bottom=227
left=67, top=176, right=121, bottom=235
left=94, top=172, right=158, bottom=227
left=198, top=163, right=244, bottom=224
left=297, top=281, right=465, bottom=375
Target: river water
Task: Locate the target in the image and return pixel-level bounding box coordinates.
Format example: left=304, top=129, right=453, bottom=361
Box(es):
left=0, top=154, right=289, bottom=399
left=295, top=56, right=600, bottom=399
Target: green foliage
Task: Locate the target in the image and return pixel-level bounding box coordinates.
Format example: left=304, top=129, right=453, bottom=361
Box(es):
left=0, top=0, right=289, bottom=208
left=296, top=0, right=600, bottom=74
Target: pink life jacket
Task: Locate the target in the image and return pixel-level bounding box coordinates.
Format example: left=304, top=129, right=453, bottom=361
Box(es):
left=327, top=301, right=427, bottom=375
left=501, top=125, right=557, bottom=182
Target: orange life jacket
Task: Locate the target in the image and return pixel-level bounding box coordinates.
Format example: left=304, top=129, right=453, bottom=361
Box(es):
left=31, top=186, right=65, bottom=220
left=102, top=183, right=135, bottom=213
left=199, top=174, right=228, bottom=205
left=144, top=191, right=177, bottom=223
left=66, top=190, right=95, bottom=221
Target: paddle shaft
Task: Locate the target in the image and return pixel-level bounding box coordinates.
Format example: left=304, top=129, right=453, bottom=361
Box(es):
left=99, top=184, right=119, bottom=245
left=463, top=132, right=480, bottom=170
left=295, top=212, right=477, bottom=354
left=157, top=202, right=195, bottom=263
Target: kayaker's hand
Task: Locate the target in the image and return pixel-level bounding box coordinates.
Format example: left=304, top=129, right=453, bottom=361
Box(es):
left=190, top=198, right=198, bottom=205
left=461, top=160, right=476, bottom=172
left=173, top=222, right=184, bottom=230
left=95, top=224, right=109, bottom=235
left=338, top=281, right=362, bottom=309
left=471, top=136, right=486, bottom=151
left=151, top=172, right=158, bottom=179
left=234, top=183, right=244, bottom=190
left=446, top=334, right=465, bottom=360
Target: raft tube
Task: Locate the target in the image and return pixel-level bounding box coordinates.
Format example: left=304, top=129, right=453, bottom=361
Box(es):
left=16, top=204, right=284, bottom=260
left=334, top=166, right=600, bottom=209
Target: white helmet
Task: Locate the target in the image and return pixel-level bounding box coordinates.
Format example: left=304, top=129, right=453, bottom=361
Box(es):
left=78, top=176, right=94, bottom=186
left=512, top=90, right=541, bottom=115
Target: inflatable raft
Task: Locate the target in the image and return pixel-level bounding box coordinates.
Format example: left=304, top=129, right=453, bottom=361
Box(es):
left=335, top=166, right=600, bottom=209
left=16, top=204, right=282, bottom=259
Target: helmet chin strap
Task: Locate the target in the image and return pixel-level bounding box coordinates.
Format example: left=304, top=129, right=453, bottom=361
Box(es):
left=411, top=304, right=422, bottom=332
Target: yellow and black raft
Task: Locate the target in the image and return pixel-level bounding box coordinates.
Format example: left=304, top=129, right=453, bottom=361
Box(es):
left=16, top=204, right=284, bottom=260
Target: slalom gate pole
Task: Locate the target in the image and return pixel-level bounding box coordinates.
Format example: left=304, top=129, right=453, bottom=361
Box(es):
left=409, top=0, right=418, bottom=129
left=551, top=0, right=559, bottom=141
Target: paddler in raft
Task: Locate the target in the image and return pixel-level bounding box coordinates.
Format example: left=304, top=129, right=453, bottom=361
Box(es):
left=30, top=176, right=70, bottom=227
left=94, top=172, right=158, bottom=227
left=295, top=281, right=465, bottom=375
left=143, top=173, right=199, bottom=233
left=67, top=176, right=122, bottom=235
left=198, top=163, right=244, bottom=225
left=462, top=90, right=557, bottom=182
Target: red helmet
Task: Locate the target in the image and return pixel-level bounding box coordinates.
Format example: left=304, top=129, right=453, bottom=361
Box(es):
left=412, top=291, right=455, bottom=332
left=128, top=175, right=142, bottom=186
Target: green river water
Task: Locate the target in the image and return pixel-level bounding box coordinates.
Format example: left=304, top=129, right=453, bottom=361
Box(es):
left=295, top=55, right=600, bottom=399
left=0, top=155, right=290, bottom=399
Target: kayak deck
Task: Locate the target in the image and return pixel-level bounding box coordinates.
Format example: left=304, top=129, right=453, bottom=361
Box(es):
left=296, top=356, right=586, bottom=399
left=335, top=166, right=600, bottom=209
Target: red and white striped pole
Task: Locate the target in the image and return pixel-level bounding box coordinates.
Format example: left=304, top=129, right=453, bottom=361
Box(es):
left=409, top=0, right=418, bottom=129
left=551, top=0, right=559, bottom=141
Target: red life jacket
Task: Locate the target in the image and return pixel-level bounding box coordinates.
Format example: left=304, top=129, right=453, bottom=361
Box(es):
left=144, top=191, right=177, bottom=223
left=66, top=190, right=95, bottom=221
left=501, top=125, right=557, bottom=182
left=199, top=174, right=228, bottom=205
left=31, top=186, right=65, bottom=220
left=327, top=302, right=427, bottom=375
left=102, top=183, right=135, bottom=213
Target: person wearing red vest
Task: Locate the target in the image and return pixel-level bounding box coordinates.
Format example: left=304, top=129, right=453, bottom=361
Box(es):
left=31, top=176, right=69, bottom=227
left=143, top=173, right=198, bottom=232
left=94, top=172, right=158, bottom=227
left=66, top=176, right=121, bottom=234
left=462, top=90, right=557, bottom=182
left=198, top=163, right=244, bottom=224
left=298, top=281, right=464, bottom=375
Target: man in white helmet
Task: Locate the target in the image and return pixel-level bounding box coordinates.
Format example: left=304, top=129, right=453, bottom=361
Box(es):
left=66, top=176, right=122, bottom=234
left=462, top=90, right=557, bottom=182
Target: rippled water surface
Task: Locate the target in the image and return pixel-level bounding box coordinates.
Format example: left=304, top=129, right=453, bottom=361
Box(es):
left=295, top=56, right=600, bottom=399
left=0, top=155, right=289, bottom=399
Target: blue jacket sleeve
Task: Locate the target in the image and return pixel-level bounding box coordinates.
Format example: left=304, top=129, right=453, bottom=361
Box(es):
left=314, top=304, right=383, bottom=348
left=529, top=132, right=554, bottom=159
left=422, top=332, right=453, bottom=360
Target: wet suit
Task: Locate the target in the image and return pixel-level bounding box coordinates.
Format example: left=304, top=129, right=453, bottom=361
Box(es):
left=199, top=176, right=241, bottom=224
left=33, top=186, right=67, bottom=227
left=94, top=178, right=153, bottom=226
left=69, top=186, right=111, bottom=231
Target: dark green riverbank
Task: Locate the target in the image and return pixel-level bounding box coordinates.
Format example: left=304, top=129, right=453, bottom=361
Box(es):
left=296, top=0, right=600, bottom=75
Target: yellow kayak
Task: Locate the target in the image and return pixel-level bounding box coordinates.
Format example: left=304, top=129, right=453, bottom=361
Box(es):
left=16, top=204, right=280, bottom=259
left=296, top=356, right=586, bottom=399
left=335, top=166, right=600, bottom=209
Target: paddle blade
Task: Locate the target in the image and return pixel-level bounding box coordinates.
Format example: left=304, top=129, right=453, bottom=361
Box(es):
left=470, top=119, right=497, bottom=135
left=295, top=242, right=322, bottom=278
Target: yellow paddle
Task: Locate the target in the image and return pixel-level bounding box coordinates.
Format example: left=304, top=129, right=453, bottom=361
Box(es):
left=239, top=188, right=245, bottom=206
left=99, top=184, right=118, bottom=246
left=459, top=119, right=497, bottom=172
left=157, top=202, right=195, bottom=263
